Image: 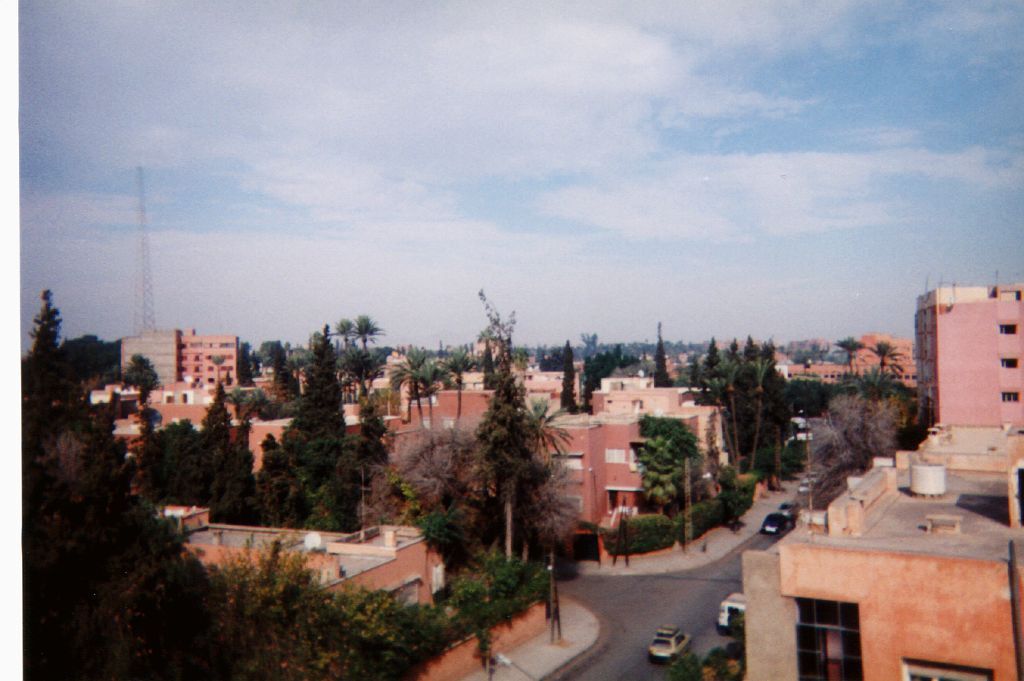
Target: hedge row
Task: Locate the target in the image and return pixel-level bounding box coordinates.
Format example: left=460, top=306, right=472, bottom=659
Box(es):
left=600, top=475, right=759, bottom=555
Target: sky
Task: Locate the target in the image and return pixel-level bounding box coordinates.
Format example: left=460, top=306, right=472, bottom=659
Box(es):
left=18, top=1, right=1024, bottom=352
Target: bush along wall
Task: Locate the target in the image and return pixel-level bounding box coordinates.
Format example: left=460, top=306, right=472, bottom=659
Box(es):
left=601, top=514, right=676, bottom=555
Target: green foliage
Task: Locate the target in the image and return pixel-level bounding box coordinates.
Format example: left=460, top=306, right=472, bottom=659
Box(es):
left=637, top=416, right=701, bottom=512
left=293, top=325, right=343, bottom=439
left=237, top=341, right=254, bottom=386
left=208, top=543, right=447, bottom=681
left=206, top=383, right=258, bottom=524
left=784, top=378, right=835, bottom=417
left=601, top=514, right=676, bottom=555
left=446, top=553, right=547, bottom=636
left=668, top=652, right=703, bottom=681
left=654, top=323, right=671, bottom=387
left=158, top=420, right=212, bottom=505
left=256, top=435, right=305, bottom=527
left=581, top=345, right=639, bottom=412
left=717, top=466, right=756, bottom=525
left=482, top=341, right=497, bottom=390
left=62, top=333, right=121, bottom=384
left=417, top=508, right=466, bottom=565
left=686, top=498, right=725, bottom=540
left=124, top=353, right=159, bottom=405
left=560, top=340, right=577, bottom=412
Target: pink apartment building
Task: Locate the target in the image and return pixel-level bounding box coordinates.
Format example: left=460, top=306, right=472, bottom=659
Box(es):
left=121, top=328, right=240, bottom=388
left=915, top=283, right=1024, bottom=427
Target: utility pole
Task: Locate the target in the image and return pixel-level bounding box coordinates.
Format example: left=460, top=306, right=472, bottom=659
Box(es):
left=683, top=456, right=693, bottom=551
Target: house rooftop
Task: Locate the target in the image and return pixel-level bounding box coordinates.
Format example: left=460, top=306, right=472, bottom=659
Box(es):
left=782, top=468, right=1016, bottom=563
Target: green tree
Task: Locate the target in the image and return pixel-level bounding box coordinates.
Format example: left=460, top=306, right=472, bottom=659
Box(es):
left=255, top=435, right=305, bottom=527
left=206, top=382, right=258, bottom=524
left=870, top=339, right=904, bottom=377
left=335, top=317, right=356, bottom=349
left=475, top=291, right=534, bottom=558
left=124, top=353, right=159, bottom=406
left=159, top=420, right=212, bottom=505
left=442, top=348, right=475, bottom=422
left=560, top=340, right=577, bottom=412
left=415, top=359, right=450, bottom=427
left=638, top=416, right=700, bottom=514
left=237, top=341, right=255, bottom=386
left=653, top=322, right=671, bottom=387
left=353, top=314, right=384, bottom=350
left=62, top=334, right=121, bottom=385
left=23, top=293, right=213, bottom=679
left=292, top=325, right=343, bottom=439
left=481, top=340, right=497, bottom=390
left=390, top=347, right=428, bottom=423
left=836, top=336, right=865, bottom=375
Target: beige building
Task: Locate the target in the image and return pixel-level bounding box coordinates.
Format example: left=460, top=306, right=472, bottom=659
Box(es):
left=743, top=429, right=1024, bottom=680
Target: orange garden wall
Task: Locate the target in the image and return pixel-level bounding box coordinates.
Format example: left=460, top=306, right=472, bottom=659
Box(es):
left=780, top=543, right=1021, bottom=679
left=406, top=602, right=547, bottom=681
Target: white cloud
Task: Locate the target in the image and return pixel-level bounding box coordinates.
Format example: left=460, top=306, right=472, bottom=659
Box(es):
left=538, top=147, right=1024, bottom=240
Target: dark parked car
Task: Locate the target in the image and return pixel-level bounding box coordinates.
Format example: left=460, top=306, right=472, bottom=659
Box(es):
left=760, top=512, right=792, bottom=535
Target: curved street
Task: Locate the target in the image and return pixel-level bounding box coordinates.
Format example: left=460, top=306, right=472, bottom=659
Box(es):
left=554, top=530, right=782, bottom=680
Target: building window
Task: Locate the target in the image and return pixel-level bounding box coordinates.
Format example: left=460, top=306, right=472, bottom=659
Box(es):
left=796, top=598, right=862, bottom=681
left=1002, top=392, right=1020, bottom=402
left=556, top=453, right=584, bottom=470
left=605, top=448, right=627, bottom=464
left=1002, top=358, right=1019, bottom=368
left=902, top=659, right=992, bottom=681
left=1000, top=324, right=1018, bottom=335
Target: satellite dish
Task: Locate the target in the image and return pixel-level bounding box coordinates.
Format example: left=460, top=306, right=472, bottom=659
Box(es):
left=303, top=532, right=323, bottom=550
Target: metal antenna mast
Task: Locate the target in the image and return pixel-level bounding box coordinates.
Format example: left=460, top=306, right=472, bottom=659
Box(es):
left=135, top=167, right=156, bottom=333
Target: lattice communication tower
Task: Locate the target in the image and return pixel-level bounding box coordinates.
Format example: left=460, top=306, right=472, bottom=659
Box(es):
left=135, top=166, right=156, bottom=333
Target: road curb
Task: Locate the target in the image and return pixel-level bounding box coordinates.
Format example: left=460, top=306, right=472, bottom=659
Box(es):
left=543, top=598, right=609, bottom=681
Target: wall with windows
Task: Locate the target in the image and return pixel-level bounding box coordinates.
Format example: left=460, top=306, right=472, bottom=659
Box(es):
left=916, top=284, right=1024, bottom=427
left=774, top=543, right=1017, bottom=680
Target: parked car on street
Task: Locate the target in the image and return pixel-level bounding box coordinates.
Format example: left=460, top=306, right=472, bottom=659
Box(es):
left=778, top=501, right=798, bottom=520
left=717, top=592, right=747, bottom=635
left=647, top=625, right=691, bottom=663
left=760, top=512, right=792, bottom=535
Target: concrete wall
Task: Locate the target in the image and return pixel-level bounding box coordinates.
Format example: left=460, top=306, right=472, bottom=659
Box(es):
left=743, top=550, right=798, bottom=681
left=122, top=330, right=180, bottom=386
left=778, top=542, right=1020, bottom=680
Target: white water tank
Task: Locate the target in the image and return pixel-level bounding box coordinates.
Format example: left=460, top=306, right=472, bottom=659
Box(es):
left=910, top=463, right=946, bottom=496
left=303, top=532, right=323, bottom=551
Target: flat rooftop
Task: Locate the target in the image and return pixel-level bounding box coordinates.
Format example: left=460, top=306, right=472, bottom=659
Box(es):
left=783, top=469, right=1016, bottom=563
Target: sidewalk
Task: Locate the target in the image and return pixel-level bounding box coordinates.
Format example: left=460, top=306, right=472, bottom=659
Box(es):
left=574, top=483, right=795, bottom=576
left=456, top=486, right=793, bottom=679
left=461, top=598, right=600, bottom=681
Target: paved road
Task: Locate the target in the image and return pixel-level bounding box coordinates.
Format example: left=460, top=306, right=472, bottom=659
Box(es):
left=555, top=531, right=780, bottom=680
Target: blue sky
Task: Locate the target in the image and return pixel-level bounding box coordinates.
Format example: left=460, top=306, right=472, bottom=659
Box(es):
left=18, top=2, right=1024, bottom=351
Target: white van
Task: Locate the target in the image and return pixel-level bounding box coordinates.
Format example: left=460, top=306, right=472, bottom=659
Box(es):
left=717, top=592, right=746, bottom=635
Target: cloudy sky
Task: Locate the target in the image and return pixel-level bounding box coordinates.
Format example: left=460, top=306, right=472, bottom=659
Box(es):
left=19, top=2, right=1024, bottom=351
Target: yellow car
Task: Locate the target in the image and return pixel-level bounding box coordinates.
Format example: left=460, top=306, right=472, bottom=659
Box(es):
left=647, top=625, right=691, bottom=663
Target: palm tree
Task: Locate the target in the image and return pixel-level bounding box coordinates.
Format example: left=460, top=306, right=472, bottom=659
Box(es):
left=705, top=377, right=738, bottom=463
left=415, top=360, right=450, bottom=428
left=390, top=348, right=427, bottom=423
left=340, top=347, right=385, bottom=399
left=353, top=315, right=383, bottom=350
left=870, top=340, right=904, bottom=378
left=441, top=349, right=475, bottom=423
left=749, top=358, right=772, bottom=464
left=836, top=337, right=864, bottom=376
left=722, top=361, right=742, bottom=467
left=525, top=399, right=571, bottom=463
left=335, top=318, right=356, bottom=349
left=856, top=367, right=897, bottom=402
left=211, top=354, right=226, bottom=385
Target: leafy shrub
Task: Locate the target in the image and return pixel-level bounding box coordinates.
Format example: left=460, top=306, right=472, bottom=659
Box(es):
left=601, top=514, right=676, bottom=555
left=681, top=498, right=724, bottom=543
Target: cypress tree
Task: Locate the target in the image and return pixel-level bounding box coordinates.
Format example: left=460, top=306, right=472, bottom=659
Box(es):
left=560, top=340, right=577, bottom=413
left=292, top=326, right=343, bottom=439
left=482, top=341, right=496, bottom=390
left=237, top=341, right=254, bottom=386
left=653, top=322, right=671, bottom=387
left=206, top=382, right=257, bottom=524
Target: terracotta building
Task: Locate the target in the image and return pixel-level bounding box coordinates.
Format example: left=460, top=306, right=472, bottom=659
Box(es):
left=915, top=283, right=1024, bottom=427
left=121, top=328, right=240, bottom=388
left=743, top=431, right=1024, bottom=680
